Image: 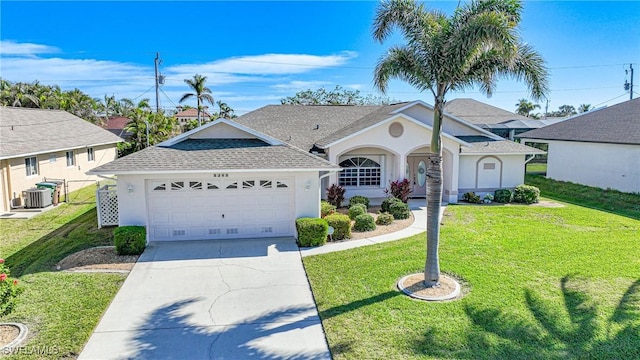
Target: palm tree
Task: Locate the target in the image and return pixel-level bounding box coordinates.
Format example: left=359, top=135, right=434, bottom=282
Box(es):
left=516, top=98, right=541, bottom=117
left=179, top=74, right=215, bottom=127
left=578, top=104, right=592, bottom=113
left=373, top=0, right=548, bottom=286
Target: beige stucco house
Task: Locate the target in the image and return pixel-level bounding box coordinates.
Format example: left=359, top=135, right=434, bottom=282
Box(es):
left=0, top=107, right=122, bottom=212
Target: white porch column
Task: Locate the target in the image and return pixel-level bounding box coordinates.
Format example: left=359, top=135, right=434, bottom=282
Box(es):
left=398, top=152, right=408, bottom=181
left=450, top=150, right=460, bottom=203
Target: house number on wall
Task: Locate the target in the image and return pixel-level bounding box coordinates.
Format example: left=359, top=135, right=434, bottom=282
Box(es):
left=213, top=173, right=229, bottom=178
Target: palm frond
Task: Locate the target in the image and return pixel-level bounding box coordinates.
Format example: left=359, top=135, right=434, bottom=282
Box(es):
left=179, top=93, right=194, bottom=103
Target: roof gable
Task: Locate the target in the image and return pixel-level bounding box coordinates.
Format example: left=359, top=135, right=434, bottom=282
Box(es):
left=159, top=118, right=283, bottom=147
left=0, top=106, right=123, bottom=159
left=518, top=98, right=640, bottom=145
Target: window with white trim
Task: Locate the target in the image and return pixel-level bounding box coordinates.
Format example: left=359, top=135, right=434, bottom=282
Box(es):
left=25, top=157, right=38, bottom=176
left=87, top=148, right=95, bottom=162
left=339, top=157, right=381, bottom=186
left=66, top=151, right=75, bottom=167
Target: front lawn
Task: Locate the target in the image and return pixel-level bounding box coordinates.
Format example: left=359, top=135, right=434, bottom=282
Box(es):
left=304, top=201, right=640, bottom=358
left=0, top=186, right=125, bottom=359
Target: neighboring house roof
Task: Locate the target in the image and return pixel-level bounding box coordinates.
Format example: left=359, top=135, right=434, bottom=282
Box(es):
left=0, top=106, right=123, bottom=160
left=175, top=108, right=212, bottom=118
left=445, top=98, right=529, bottom=125
left=101, top=116, right=132, bottom=138
left=88, top=119, right=338, bottom=174
left=488, top=118, right=568, bottom=130
left=518, top=97, right=640, bottom=145
left=456, top=136, right=545, bottom=154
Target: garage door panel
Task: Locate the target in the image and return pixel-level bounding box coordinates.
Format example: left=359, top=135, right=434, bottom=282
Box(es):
left=147, top=178, right=295, bottom=241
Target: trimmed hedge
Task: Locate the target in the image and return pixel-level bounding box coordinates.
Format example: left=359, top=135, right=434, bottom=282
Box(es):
left=114, top=226, right=146, bottom=255
left=389, top=201, right=410, bottom=220
left=348, top=195, right=370, bottom=209
left=321, top=200, right=336, bottom=218
left=348, top=203, right=367, bottom=220
left=462, top=191, right=482, bottom=204
left=513, top=184, right=540, bottom=204
left=354, top=214, right=376, bottom=232
left=375, top=212, right=394, bottom=226
left=325, top=213, right=351, bottom=240
left=381, top=197, right=403, bottom=213
left=494, top=189, right=513, bottom=203
left=295, top=218, right=328, bottom=247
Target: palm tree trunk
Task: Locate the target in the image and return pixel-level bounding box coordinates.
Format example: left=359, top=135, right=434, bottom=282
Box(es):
left=425, top=153, right=442, bottom=286
left=424, top=94, right=445, bottom=287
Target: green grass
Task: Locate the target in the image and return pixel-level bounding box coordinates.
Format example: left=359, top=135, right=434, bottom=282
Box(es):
left=526, top=174, right=640, bottom=220
left=304, top=202, right=640, bottom=359
left=0, top=186, right=125, bottom=359
left=526, top=162, right=547, bottom=174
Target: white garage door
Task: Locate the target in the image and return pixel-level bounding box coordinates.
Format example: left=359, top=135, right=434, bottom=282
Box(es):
left=147, top=178, right=294, bottom=241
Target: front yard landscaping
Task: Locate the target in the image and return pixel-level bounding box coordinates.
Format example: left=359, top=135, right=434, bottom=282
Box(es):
left=0, top=186, right=125, bottom=359
left=304, top=183, right=640, bottom=358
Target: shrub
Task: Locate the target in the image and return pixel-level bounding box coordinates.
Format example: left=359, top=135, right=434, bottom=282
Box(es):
left=325, top=213, right=351, bottom=240
left=114, top=226, right=147, bottom=255
left=462, top=191, right=482, bottom=204
left=483, top=193, right=494, bottom=204
left=384, top=178, right=412, bottom=203
left=381, top=196, right=403, bottom=212
left=389, top=201, right=411, bottom=220
left=326, top=184, right=346, bottom=208
left=513, top=184, right=540, bottom=204
left=376, top=212, right=394, bottom=225
left=295, top=218, right=328, bottom=247
left=354, top=214, right=376, bottom=232
left=494, top=189, right=513, bottom=203
left=0, top=259, right=22, bottom=317
left=348, top=195, right=370, bottom=209
left=321, top=200, right=336, bottom=218
left=348, top=203, right=367, bottom=220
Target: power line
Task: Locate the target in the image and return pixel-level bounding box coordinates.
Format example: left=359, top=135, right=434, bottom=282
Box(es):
left=592, top=93, right=630, bottom=108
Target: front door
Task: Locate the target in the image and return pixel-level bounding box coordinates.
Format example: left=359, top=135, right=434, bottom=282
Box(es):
left=407, top=156, right=428, bottom=197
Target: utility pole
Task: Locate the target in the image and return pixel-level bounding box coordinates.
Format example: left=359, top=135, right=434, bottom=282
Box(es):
left=625, top=64, right=634, bottom=100
left=544, top=98, right=549, bottom=119
left=154, top=52, right=162, bottom=113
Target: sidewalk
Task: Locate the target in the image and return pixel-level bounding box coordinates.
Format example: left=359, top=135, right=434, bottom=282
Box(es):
left=300, top=200, right=445, bottom=257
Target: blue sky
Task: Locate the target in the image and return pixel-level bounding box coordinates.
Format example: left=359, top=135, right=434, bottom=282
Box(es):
left=1, top=1, right=639, bottom=115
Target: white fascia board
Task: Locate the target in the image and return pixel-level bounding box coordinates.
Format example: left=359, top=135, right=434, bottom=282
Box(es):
left=322, top=113, right=471, bottom=148
left=159, top=118, right=283, bottom=147
left=390, top=100, right=504, bottom=141
left=459, top=151, right=545, bottom=156
left=0, top=141, right=121, bottom=161
left=86, top=167, right=341, bottom=176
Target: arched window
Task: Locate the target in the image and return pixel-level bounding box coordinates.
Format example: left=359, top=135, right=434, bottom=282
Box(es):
left=339, top=157, right=381, bottom=186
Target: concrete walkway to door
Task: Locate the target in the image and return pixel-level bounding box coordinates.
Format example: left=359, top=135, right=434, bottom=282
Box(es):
left=80, top=238, right=331, bottom=359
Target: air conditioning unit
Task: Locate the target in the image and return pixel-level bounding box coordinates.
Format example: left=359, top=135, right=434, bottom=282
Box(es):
left=23, top=188, right=52, bottom=209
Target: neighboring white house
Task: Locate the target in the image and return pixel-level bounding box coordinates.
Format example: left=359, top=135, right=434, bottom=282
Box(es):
left=519, top=97, right=640, bottom=194
left=0, top=107, right=122, bottom=212
left=89, top=100, right=542, bottom=242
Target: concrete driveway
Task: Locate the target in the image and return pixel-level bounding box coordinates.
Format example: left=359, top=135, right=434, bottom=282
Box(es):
left=80, top=238, right=331, bottom=360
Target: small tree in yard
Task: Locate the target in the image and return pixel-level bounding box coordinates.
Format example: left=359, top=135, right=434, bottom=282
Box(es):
left=373, top=0, right=548, bottom=286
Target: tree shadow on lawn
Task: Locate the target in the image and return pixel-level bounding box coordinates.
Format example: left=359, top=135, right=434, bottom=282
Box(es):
left=5, top=208, right=113, bottom=277
left=412, top=276, right=640, bottom=359
left=126, top=298, right=330, bottom=359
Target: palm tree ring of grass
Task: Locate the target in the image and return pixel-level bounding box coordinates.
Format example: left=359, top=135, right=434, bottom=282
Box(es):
left=397, top=273, right=461, bottom=301
left=0, top=322, right=28, bottom=350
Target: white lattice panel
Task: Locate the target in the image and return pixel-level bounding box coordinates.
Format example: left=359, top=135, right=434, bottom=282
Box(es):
left=97, top=188, right=118, bottom=228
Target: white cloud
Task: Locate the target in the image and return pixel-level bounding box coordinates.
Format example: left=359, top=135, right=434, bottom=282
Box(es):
left=0, top=40, right=60, bottom=56
left=166, top=51, right=357, bottom=76
left=271, top=80, right=332, bottom=91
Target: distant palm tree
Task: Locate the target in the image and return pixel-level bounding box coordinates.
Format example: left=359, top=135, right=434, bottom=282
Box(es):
left=179, top=74, right=214, bottom=127
left=578, top=104, right=592, bottom=113
left=373, top=0, right=548, bottom=286
left=516, top=99, right=541, bottom=117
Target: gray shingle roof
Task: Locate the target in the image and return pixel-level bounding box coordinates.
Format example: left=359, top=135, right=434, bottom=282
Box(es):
left=233, top=104, right=408, bottom=151
left=89, top=138, right=337, bottom=174
left=0, top=107, right=123, bottom=159
left=517, top=98, right=640, bottom=145
left=445, top=98, right=529, bottom=125
left=457, top=136, right=544, bottom=154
